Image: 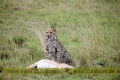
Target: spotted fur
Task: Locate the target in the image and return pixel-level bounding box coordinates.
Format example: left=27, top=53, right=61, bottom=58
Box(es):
left=45, top=28, right=72, bottom=65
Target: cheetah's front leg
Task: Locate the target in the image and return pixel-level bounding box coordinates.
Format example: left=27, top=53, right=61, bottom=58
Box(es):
left=46, top=52, right=51, bottom=60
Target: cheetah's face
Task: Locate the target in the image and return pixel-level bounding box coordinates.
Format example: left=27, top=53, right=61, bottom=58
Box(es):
left=46, top=28, right=56, bottom=39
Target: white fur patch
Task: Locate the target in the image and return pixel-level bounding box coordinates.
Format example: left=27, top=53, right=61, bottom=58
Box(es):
left=28, top=59, right=73, bottom=68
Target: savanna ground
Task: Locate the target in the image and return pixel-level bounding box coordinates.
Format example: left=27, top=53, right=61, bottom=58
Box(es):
left=0, top=0, right=120, bottom=80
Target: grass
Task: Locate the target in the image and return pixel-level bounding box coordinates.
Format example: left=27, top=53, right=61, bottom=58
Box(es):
left=0, top=0, right=120, bottom=80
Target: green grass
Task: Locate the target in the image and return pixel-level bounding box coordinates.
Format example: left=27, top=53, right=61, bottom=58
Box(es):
left=0, top=0, right=120, bottom=80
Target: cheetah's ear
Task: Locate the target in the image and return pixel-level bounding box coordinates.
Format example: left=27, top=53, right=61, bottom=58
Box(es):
left=53, top=27, right=56, bottom=32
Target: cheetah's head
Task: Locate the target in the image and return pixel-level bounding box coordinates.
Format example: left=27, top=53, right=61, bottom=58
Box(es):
left=46, top=28, right=56, bottom=39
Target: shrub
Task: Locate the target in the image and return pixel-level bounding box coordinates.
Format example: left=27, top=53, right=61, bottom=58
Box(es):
left=12, top=36, right=26, bottom=47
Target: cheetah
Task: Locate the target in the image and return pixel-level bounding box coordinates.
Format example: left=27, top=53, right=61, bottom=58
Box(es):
left=45, top=28, right=72, bottom=65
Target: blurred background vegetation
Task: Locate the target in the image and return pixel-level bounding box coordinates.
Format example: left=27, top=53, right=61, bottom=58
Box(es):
left=0, top=0, right=120, bottom=80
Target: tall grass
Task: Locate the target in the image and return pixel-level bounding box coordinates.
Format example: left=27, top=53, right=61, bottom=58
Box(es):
left=0, top=0, right=120, bottom=80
